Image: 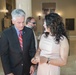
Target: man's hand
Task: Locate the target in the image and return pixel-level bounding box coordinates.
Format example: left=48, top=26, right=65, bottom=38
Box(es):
left=7, top=73, right=14, bottom=75
left=30, top=65, right=35, bottom=75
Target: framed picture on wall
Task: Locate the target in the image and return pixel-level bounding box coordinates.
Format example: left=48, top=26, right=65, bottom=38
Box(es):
left=65, top=18, right=75, bottom=30
left=42, top=2, right=56, bottom=15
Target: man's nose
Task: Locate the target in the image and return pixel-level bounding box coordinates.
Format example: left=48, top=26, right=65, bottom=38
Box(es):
left=20, top=23, right=24, bottom=26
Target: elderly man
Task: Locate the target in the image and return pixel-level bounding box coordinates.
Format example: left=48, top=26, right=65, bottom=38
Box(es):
left=0, top=9, right=36, bottom=75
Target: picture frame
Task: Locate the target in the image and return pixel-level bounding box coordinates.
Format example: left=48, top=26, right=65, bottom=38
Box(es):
left=65, top=18, right=75, bottom=30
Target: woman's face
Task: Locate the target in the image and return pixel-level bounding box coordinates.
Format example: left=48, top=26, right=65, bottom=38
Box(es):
left=43, top=21, right=51, bottom=33
left=43, top=21, right=47, bottom=31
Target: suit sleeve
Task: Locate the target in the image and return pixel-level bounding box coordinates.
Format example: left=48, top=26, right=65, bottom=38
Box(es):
left=0, top=32, right=12, bottom=74
left=29, top=30, right=36, bottom=59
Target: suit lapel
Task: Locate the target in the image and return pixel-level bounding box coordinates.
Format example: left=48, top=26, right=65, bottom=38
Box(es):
left=22, top=27, right=27, bottom=50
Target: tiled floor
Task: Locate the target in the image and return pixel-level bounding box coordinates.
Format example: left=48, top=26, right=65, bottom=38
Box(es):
left=0, top=38, right=76, bottom=75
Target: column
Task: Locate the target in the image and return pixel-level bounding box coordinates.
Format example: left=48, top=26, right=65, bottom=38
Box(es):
left=16, top=0, right=32, bottom=20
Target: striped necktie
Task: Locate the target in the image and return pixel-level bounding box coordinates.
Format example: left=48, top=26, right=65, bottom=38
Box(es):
left=19, top=30, right=23, bottom=50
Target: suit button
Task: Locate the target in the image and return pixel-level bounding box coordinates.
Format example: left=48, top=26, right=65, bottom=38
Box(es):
left=21, top=64, right=23, bottom=66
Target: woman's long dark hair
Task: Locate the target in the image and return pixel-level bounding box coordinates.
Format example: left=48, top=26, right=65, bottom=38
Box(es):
left=44, top=13, right=68, bottom=43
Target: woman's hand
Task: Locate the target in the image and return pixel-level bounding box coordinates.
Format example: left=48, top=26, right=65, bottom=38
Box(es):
left=31, top=56, right=48, bottom=64
left=31, top=56, right=40, bottom=64
left=40, top=56, right=47, bottom=64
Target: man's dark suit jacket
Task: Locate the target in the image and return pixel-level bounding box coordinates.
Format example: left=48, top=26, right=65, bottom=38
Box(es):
left=0, top=26, right=36, bottom=75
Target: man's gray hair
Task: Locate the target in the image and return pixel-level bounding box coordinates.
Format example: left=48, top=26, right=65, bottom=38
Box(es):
left=11, top=9, right=25, bottom=20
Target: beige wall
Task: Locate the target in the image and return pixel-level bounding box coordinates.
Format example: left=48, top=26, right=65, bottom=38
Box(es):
left=32, top=0, right=76, bottom=36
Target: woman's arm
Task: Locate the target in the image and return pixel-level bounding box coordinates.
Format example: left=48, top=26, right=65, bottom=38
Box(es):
left=48, top=37, right=69, bottom=66
left=34, top=48, right=41, bottom=57
left=31, top=48, right=41, bottom=64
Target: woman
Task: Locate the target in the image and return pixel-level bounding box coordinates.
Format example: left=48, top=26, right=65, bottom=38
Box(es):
left=31, top=13, right=69, bottom=75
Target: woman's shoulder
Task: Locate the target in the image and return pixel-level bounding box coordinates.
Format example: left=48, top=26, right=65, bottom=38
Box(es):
left=60, top=36, right=68, bottom=42
left=40, top=33, right=46, bottom=38
left=60, top=35, right=69, bottom=47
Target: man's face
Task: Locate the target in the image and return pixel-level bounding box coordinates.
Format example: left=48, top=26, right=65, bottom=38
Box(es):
left=12, top=16, right=25, bottom=30
left=30, top=19, right=36, bottom=28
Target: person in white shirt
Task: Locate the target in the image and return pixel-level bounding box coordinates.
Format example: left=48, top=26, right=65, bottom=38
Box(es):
left=26, top=17, right=37, bottom=75
left=26, top=17, right=37, bottom=50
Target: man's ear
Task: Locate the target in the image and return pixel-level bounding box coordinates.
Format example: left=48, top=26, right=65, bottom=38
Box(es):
left=12, top=20, right=15, bottom=24
left=28, top=21, right=31, bottom=24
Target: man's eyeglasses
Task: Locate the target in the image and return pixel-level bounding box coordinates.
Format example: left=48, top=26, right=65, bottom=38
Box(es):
left=31, top=22, right=36, bottom=24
